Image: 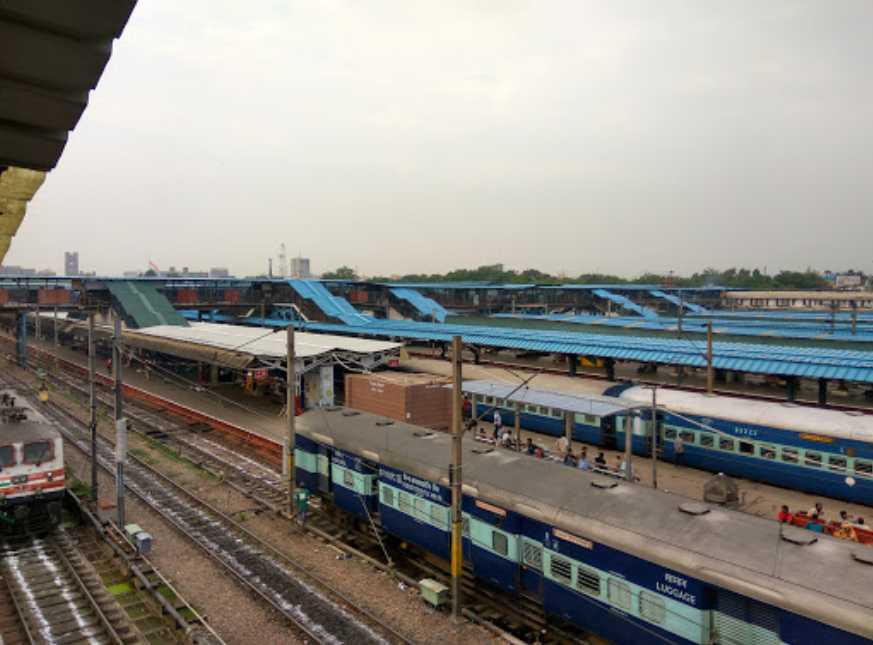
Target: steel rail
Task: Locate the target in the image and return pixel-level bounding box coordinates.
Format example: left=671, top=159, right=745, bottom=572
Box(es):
left=4, top=373, right=411, bottom=645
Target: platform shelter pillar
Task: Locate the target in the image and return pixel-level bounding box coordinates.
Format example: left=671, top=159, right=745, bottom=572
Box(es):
left=786, top=377, right=798, bottom=402
left=818, top=379, right=828, bottom=406
left=568, top=354, right=577, bottom=377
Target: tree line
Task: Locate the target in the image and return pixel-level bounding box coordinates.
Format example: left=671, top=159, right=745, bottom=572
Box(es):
left=321, top=264, right=831, bottom=290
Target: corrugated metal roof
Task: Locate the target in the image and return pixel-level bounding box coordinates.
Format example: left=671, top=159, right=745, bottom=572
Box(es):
left=462, top=379, right=633, bottom=417
left=284, top=319, right=873, bottom=383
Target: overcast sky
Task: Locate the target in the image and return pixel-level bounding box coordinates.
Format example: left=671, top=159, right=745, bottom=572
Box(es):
left=8, top=1, right=873, bottom=278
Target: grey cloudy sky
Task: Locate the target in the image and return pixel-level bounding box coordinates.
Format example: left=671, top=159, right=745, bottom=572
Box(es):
left=9, top=1, right=873, bottom=278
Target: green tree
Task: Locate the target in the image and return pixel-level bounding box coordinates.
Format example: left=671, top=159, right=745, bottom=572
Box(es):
left=321, top=266, right=358, bottom=280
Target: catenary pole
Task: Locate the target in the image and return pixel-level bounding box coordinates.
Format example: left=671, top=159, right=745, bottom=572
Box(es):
left=286, top=324, right=296, bottom=514
left=450, top=335, right=464, bottom=621
left=624, top=412, right=633, bottom=481
left=113, top=315, right=126, bottom=527
left=88, top=313, right=98, bottom=502
left=651, top=387, right=658, bottom=489
left=706, top=321, right=714, bottom=395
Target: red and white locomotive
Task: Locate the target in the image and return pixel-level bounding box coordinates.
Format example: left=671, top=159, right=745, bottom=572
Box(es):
left=0, top=389, right=64, bottom=531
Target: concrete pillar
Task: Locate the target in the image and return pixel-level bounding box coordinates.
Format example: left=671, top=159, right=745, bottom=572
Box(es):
left=568, top=355, right=577, bottom=377
left=564, top=411, right=573, bottom=444
left=818, top=379, right=828, bottom=406
left=786, top=377, right=798, bottom=402
left=605, top=358, right=616, bottom=381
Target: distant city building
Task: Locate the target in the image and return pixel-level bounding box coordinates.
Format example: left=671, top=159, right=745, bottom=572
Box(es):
left=0, top=265, right=54, bottom=276
left=290, top=256, right=311, bottom=278
left=64, top=251, right=79, bottom=276
left=834, top=273, right=864, bottom=290
left=209, top=267, right=230, bottom=278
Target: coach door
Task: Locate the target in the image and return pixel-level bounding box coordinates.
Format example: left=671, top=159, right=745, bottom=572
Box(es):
left=519, top=537, right=544, bottom=600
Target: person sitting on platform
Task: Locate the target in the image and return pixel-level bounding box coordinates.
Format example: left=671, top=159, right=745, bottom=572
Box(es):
left=563, top=450, right=576, bottom=467
left=777, top=505, right=793, bottom=524
left=595, top=452, right=607, bottom=469
left=577, top=449, right=591, bottom=471
left=807, top=502, right=824, bottom=520
left=806, top=513, right=825, bottom=533
left=525, top=437, right=536, bottom=455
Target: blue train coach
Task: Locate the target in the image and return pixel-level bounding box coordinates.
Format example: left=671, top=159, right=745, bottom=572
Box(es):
left=294, top=408, right=873, bottom=645
left=615, top=386, right=873, bottom=505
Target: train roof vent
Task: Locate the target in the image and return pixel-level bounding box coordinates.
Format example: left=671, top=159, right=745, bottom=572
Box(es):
left=375, top=420, right=394, bottom=427
left=591, top=478, right=618, bottom=490
left=342, top=410, right=361, bottom=417
left=679, top=502, right=710, bottom=516
left=852, top=549, right=873, bottom=565
left=780, top=527, right=818, bottom=546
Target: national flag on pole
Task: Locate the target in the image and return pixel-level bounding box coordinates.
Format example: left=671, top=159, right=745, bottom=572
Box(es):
left=148, top=259, right=160, bottom=272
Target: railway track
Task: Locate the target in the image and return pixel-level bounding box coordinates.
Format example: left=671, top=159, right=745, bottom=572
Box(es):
left=0, top=531, right=141, bottom=645
left=0, top=372, right=413, bottom=645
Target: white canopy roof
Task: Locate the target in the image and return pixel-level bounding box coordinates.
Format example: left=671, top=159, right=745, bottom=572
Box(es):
left=132, top=322, right=401, bottom=361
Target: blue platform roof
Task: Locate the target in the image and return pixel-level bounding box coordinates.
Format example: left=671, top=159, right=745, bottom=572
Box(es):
left=182, top=312, right=873, bottom=384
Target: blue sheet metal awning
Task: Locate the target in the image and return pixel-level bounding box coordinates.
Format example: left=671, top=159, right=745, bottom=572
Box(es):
left=182, top=313, right=873, bottom=384
left=462, top=380, right=633, bottom=417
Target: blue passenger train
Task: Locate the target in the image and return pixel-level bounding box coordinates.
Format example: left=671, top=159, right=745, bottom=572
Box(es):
left=294, top=407, right=873, bottom=645
left=466, top=380, right=873, bottom=505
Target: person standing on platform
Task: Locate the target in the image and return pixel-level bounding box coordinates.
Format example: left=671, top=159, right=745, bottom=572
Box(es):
left=493, top=409, right=502, bottom=435
left=673, top=434, right=685, bottom=466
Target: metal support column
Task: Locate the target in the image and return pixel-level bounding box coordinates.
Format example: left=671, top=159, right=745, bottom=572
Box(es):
left=88, top=314, right=98, bottom=502
left=650, top=388, right=658, bottom=489
left=16, top=311, right=27, bottom=367
left=286, top=324, right=296, bottom=515
left=623, top=413, right=633, bottom=482
left=564, top=411, right=573, bottom=448
left=568, top=355, right=577, bottom=377
left=113, top=315, right=126, bottom=527
left=818, top=379, right=828, bottom=406
left=786, top=377, right=797, bottom=402
left=605, top=358, right=615, bottom=382
left=450, top=335, right=464, bottom=622
left=514, top=402, right=521, bottom=451
left=706, top=321, right=714, bottom=395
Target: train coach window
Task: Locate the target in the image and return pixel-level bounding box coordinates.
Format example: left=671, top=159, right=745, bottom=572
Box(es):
left=828, top=456, right=847, bottom=472
left=549, top=555, right=573, bottom=586
left=0, top=445, right=14, bottom=468
left=781, top=448, right=799, bottom=464
left=664, top=428, right=677, bottom=441
left=381, top=486, right=394, bottom=507
left=759, top=445, right=777, bottom=460
left=492, top=531, right=508, bottom=556
left=854, top=460, right=873, bottom=477
left=576, top=565, right=601, bottom=597
left=343, top=470, right=354, bottom=488
left=679, top=431, right=695, bottom=444
left=719, top=437, right=735, bottom=451
left=805, top=452, right=823, bottom=468
left=522, top=540, right=543, bottom=571
left=414, top=497, right=428, bottom=521
left=22, top=441, right=52, bottom=465
left=398, top=492, right=412, bottom=514
left=607, top=579, right=632, bottom=612
left=430, top=505, right=448, bottom=529
left=738, top=441, right=754, bottom=455
left=699, top=434, right=714, bottom=448
left=639, top=591, right=666, bottom=625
